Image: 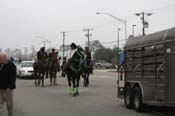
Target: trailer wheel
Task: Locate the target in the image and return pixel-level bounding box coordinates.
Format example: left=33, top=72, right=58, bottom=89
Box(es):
left=124, top=86, right=133, bottom=109
left=133, top=87, right=143, bottom=112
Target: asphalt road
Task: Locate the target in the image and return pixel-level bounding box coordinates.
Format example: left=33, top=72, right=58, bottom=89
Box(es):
left=1, top=70, right=171, bottom=116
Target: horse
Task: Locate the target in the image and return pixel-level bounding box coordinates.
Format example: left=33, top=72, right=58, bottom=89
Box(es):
left=64, top=48, right=85, bottom=96
left=82, top=61, right=92, bottom=87
left=48, top=52, right=59, bottom=86
left=33, top=59, right=46, bottom=87
left=82, top=48, right=93, bottom=87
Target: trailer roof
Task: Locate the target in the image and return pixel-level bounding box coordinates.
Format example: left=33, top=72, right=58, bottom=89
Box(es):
left=125, top=27, right=175, bottom=49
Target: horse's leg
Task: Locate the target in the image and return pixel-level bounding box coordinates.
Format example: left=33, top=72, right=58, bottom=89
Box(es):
left=72, top=73, right=80, bottom=96
left=67, top=74, right=72, bottom=94
left=53, top=72, right=55, bottom=85
left=41, top=73, right=44, bottom=87
left=86, top=73, right=90, bottom=86
left=34, top=72, right=37, bottom=86
left=49, top=71, right=52, bottom=86
left=83, top=73, right=87, bottom=87
left=76, top=74, right=81, bottom=95
left=33, top=63, right=37, bottom=86
left=35, top=71, right=39, bottom=86
left=54, top=72, right=57, bottom=85
left=38, top=74, right=40, bottom=86
left=45, top=64, right=49, bottom=79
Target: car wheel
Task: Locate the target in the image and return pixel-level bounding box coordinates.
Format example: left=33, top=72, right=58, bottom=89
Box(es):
left=124, top=86, right=133, bottom=109
left=133, top=87, right=144, bottom=112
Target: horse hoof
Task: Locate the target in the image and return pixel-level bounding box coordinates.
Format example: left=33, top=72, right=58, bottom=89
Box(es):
left=84, top=84, right=87, bottom=87
left=76, top=92, right=79, bottom=96
left=73, top=93, right=77, bottom=97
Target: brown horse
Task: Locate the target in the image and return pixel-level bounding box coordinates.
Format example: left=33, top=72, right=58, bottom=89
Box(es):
left=48, top=52, right=59, bottom=86
left=33, top=59, right=46, bottom=87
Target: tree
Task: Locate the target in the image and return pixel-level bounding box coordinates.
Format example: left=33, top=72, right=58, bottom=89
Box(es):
left=91, top=40, right=104, bottom=51
left=94, top=47, right=121, bottom=65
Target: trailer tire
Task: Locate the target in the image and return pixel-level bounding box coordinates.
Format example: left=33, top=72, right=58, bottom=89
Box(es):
left=124, top=86, right=133, bottom=109
left=133, top=87, right=144, bottom=112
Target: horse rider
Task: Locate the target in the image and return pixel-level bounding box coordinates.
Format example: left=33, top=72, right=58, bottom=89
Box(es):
left=64, top=43, right=85, bottom=96
left=48, top=48, right=59, bottom=68
left=83, top=47, right=92, bottom=86
left=49, top=48, right=56, bottom=62
left=61, top=57, right=67, bottom=77
left=34, top=47, right=48, bottom=77
left=85, top=47, right=92, bottom=71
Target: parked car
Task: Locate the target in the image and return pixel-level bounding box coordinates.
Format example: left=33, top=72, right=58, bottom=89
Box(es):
left=95, top=60, right=112, bottom=69
left=17, top=61, right=35, bottom=79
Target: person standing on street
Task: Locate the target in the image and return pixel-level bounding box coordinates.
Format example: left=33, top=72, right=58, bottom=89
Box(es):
left=0, top=52, right=16, bottom=116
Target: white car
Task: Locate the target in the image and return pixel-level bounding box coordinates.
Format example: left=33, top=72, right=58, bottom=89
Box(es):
left=95, top=60, right=113, bottom=69
left=17, top=61, right=35, bottom=79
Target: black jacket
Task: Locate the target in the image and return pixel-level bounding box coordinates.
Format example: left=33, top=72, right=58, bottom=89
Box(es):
left=37, top=51, right=47, bottom=60
left=85, top=51, right=91, bottom=66
left=0, top=60, right=16, bottom=89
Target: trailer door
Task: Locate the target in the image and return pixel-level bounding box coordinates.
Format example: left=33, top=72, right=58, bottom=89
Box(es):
left=166, top=42, right=175, bottom=102
left=155, top=44, right=166, bottom=101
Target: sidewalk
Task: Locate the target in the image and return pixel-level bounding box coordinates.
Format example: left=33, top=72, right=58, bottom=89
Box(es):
left=94, top=69, right=117, bottom=72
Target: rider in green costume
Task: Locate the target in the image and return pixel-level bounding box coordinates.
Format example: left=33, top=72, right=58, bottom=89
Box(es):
left=66, top=43, right=85, bottom=96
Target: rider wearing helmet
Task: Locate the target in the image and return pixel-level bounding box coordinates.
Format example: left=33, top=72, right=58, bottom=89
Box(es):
left=34, top=47, right=48, bottom=78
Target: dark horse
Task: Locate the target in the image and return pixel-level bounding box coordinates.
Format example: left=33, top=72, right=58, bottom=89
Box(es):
left=48, top=52, right=59, bottom=86
left=64, top=47, right=85, bottom=96
left=33, top=59, right=46, bottom=87
left=82, top=62, right=92, bottom=87
left=82, top=47, right=92, bottom=87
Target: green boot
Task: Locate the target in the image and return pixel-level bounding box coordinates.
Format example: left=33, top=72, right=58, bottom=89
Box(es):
left=73, top=87, right=79, bottom=96
left=75, top=87, right=79, bottom=95
left=73, top=87, right=77, bottom=96
left=68, top=86, right=74, bottom=94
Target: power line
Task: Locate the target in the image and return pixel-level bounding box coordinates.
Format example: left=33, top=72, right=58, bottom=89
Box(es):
left=55, top=4, right=175, bottom=35
left=146, top=3, right=175, bottom=13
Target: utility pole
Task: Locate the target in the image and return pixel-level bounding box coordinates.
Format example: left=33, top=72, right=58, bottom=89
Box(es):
left=117, top=28, right=121, bottom=97
left=61, top=32, right=67, bottom=58
left=41, top=40, right=47, bottom=48
left=132, top=24, right=136, bottom=36
left=83, top=28, right=93, bottom=49
left=48, top=41, right=51, bottom=49
left=96, top=12, right=127, bottom=42
left=135, top=12, right=152, bottom=36
left=117, top=28, right=121, bottom=68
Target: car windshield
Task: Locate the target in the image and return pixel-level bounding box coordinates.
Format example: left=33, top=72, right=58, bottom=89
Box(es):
left=21, top=62, right=33, bottom=67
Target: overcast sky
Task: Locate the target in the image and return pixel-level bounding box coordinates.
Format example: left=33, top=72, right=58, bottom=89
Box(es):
left=0, top=0, right=175, bottom=51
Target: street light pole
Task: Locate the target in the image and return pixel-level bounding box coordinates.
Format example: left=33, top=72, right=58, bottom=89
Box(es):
left=48, top=41, right=51, bottom=49
left=117, top=28, right=121, bottom=97
left=61, top=32, right=67, bottom=58
left=132, top=24, right=136, bottom=36
left=83, top=28, right=93, bottom=49
left=135, top=12, right=152, bottom=36
left=96, top=12, right=127, bottom=42
left=142, top=12, right=145, bottom=35
left=35, top=36, right=50, bottom=48
left=117, top=28, right=121, bottom=67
